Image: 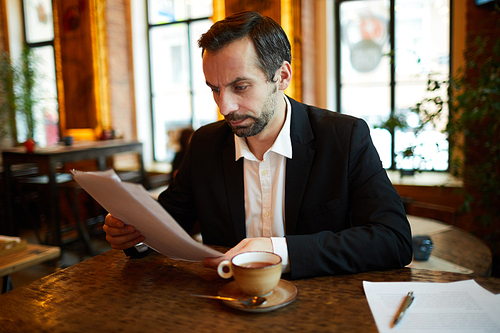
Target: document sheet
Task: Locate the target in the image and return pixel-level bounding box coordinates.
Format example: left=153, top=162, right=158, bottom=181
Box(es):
left=406, top=255, right=473, bottom=274
left=72, top=170, right=223, bottom=261
left=363, top=279, right=500, bottom=333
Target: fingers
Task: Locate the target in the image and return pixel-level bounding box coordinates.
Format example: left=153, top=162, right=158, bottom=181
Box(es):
left=106, top=232, right=145, bottom=250
left=203, top=238, right=273, bottom=269
left=103, top=213, right=145, bottom=250
left=203, top=256, right=226, bottom=269
left=226, top=237, right=273, bottom=255
left=104, top=213, right=125, bottom=228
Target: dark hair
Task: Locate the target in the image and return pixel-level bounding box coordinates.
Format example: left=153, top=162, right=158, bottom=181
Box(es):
left=198, top=11, right=291, bottom=82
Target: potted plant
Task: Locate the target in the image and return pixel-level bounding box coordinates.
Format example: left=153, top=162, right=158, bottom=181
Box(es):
left=0, top=47, right=41, bottom=149
left=375, top=74, right=448, bottom=177
left=0, top=52, right=19, bottom=147
left=405, top=35, right=500, bottom=257
left=448, top=36, right=500, bottom=250
left=18, top=47, right=39, bottom=142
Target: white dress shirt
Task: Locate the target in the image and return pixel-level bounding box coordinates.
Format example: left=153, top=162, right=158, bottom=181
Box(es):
left=234, top=96, right=292, bottom=273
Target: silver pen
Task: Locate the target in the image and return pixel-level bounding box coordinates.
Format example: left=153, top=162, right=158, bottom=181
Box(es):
left=392, top=291, right=414, bottom=327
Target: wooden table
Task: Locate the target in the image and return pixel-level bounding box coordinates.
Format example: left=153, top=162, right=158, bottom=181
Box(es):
left=0, top=249, right=498, bottom=332
left=407, top=215, right=492, bottom=276
left=2, top=140, right=146, bottom=246
left=1, top=243, right=60, bottom=293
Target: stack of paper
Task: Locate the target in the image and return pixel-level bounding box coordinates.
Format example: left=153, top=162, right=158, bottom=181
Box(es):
left=72, top=169, right=223, bottom=261
left=364, top=280, right=500, bottom=332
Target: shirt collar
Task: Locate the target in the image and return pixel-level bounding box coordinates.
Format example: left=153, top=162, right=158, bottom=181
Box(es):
left=235, top=96, right=293, bottom=161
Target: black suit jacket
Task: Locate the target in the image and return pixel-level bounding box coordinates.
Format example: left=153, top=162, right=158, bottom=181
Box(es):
left=158, top=97, right=412, bottom=279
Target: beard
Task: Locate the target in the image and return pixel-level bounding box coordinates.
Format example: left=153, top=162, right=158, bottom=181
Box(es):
left=225, top=85, right=278, bottom=138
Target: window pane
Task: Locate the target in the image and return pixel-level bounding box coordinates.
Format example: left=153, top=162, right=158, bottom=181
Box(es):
left=32, top=46, right=59, bottom=147
left=23, top=0, right=54, bottom=43
left=16, top=46, right=58, bottom=147
left=190, top=20, right=211, bottom=92
left=190, top=19, right=217, bottom=128
left=341, top=85, right=390, bottom=125
left=152, top=94, right=191, bottom=161
left=148, top=0, right=187, bottom=24
left=188, top=0, right=213, bottom=19
left=371, top=128, right=392, bottom=168
left=394, top=0, right=450, bottom=170
left=340, top=0, right=392, bottom=167
left=395, top=0, right=450, bottom=81
left=148, top=1, right=214, bottom=162
left=150, top=24, right=192, bottom=161
left=150, top=24, right=190, bottom=94
left=395, top=129, right=449, bottom=170
left=342, top=85, right=392, bottom=167
left=338, top=0, right=450, bottom=171
left=340, top=0, right=390, bottom=83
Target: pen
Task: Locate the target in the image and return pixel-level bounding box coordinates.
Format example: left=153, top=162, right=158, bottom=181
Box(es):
left=392, top=291, right=414, bottom=327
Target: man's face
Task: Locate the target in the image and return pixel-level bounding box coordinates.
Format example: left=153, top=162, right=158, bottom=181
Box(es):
left=202, top=37, right=280, bottom=138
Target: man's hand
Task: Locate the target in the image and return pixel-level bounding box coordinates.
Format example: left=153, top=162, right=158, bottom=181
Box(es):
left=103, top=213, right=145, bottom=250
left=203, top=237, right=273, bottom=269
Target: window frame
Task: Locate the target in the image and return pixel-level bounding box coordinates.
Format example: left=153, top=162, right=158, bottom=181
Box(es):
left=21, top=0, right=59, bottom=145
left=146, top=1, right=213, bottom=162
left=334, top=0, right=453, bottom=172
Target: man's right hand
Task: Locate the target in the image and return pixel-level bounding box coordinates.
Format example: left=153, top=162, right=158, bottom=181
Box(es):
left=103, top=213, right=145, bottom=250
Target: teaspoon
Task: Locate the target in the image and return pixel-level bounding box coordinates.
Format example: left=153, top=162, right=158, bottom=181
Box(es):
left=190, top=294, right=267, bottom=307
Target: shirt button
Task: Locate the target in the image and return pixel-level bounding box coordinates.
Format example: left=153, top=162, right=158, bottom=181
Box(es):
left=264, top=211, right=270, bottom=217
left=261, top=170, right=269, bottom=176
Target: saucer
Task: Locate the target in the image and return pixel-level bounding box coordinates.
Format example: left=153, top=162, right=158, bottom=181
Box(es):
left=218, top=279, right=298, bottom=312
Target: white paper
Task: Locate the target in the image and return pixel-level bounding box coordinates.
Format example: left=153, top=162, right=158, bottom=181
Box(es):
left=406, top=255, right=473, bottom=274
left=407, top=215, right=452, bottom=236
left=72, top=169, right=223, bottom=261
left=363, top=280, right=500, bottom=333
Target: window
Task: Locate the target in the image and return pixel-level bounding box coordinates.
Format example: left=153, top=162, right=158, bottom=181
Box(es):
left=335, top=0, right=450, bottom=171
left=147, top=0, right=217, bottom=162
left=22, top=0, right=59, bottom=147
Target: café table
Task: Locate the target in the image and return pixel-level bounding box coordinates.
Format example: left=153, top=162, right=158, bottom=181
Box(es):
left=1, top=140, right=146, bottom=246
left=407, top=215, right=492, bottom=276
left=0, top=242, right=60, bottom=293
left=0, top=249, right=498, bottom=332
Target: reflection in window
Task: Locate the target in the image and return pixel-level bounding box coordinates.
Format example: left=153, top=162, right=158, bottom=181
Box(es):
left=337, top=0, right=450, bottom=171
left=22, top=0, right=59, bottom=147
left=31, top=46, right=59, bottom=147
left=148, top=0, right=216, bottom=162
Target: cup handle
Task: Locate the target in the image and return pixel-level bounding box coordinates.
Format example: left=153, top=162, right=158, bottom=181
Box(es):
left=217, top=260, right=233, bottom=279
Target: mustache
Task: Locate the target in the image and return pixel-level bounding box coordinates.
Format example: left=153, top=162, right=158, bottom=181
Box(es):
left=224, top=113, right=256, bottom=122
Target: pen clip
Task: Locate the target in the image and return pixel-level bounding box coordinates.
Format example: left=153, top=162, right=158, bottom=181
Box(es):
left=407, top=293, right=414, bottom=307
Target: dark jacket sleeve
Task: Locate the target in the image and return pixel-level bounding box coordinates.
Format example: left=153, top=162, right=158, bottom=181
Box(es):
left=285, top=117, right=413, bottom=279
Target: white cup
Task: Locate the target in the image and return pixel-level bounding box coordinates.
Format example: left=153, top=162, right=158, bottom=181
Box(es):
left=217, top=252, right=282, bottom=296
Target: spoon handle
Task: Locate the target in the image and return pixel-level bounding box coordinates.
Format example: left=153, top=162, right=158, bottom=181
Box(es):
left=190, top=294, right=238, bottom=301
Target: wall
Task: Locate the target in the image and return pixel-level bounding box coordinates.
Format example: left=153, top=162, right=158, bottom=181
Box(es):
left=105, top=0, right=136, bottom=140
left=130, top=0, right=153, bottom=167
left=0, top=0, right=8, bottom=54
left=55, top=0, right=98, bottom=135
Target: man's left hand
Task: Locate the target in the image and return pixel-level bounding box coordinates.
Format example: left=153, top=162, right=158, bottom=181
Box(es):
left=203, top=237, right=273, bottom=269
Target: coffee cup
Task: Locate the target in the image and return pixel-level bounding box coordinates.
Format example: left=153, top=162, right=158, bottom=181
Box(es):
left=217, top=252, right=282, bottom=296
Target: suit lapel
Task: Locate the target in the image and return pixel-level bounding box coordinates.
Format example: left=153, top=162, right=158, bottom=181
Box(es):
left=222, top=135, right=247, bottom=241
left=220, top=98, right=315, bottom=239
left=285, top=98, right=315, bottom=235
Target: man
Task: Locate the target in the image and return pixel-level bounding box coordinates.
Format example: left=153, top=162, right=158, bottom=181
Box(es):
left=104, top=11, right=412, bottom=279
